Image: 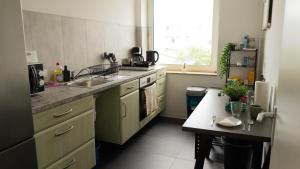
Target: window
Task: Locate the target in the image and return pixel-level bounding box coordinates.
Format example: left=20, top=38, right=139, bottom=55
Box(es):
left=153, top=0, right=218, bottom=72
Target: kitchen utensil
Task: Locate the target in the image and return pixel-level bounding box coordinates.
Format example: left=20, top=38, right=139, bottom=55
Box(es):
left=217, top=116, right=242, bottom=127
left=211, top=115, right=216, bottom=127
left=247, top=119, right=254, bottom=131
left=242, top=120, right=246, bottom=131
left=146, top=50, right=159, bottom=65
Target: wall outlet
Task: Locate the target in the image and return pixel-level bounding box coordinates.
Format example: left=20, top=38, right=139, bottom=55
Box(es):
left=26, top=50, right=38, bottom=63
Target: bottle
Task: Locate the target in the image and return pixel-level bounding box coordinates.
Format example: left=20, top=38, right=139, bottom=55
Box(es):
left=243, top=35, right=249, bottom=49
left=248, top=70, right=255, bottom=85
left=63, top=65, right=71, bottom=82
left=53, top=62, right=63, bottom=82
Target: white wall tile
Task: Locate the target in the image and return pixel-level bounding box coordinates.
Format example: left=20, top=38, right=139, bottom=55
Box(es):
left=23, top=11, right=137, bottom=72
left=86, top=21, right=105, bottom=66
left=22, top=11, right=33, bottom=50
left=61, top=17, right=88, bottom=71
left=30, top=12, right=64, bottom=71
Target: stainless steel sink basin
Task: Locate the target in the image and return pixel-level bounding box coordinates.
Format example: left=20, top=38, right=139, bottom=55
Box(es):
left=67, top=78, right=112, bottom=87
left=67, top=73, right=130, bottom=88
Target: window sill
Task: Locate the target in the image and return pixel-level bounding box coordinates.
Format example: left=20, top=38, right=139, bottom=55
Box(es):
left=166, top=70, right=218, bottom=76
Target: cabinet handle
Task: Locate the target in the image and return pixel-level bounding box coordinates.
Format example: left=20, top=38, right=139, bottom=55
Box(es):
left=126, top=86, right=135, bottom=90
left=54, top=125, right=74, bottom=136
left=61, top=158, right=76, bottom=169
left=53, top=108, right=73, bottom=118
left=122, top=102, right=127, bottom=118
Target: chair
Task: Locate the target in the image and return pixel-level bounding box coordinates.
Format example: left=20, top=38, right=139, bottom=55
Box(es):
left=224, top=139, right=253, bottom=169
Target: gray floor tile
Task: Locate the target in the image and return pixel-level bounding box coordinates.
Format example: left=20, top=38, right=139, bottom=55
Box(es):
left=98, top=117, right=223, bottom=169
left=170, top=159, right=195, bottom=169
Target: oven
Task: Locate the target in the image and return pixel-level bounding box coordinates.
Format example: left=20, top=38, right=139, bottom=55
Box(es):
left=139, top=73, right=157, bottom=120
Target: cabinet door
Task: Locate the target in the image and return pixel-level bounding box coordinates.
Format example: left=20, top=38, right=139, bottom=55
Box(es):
left=35, top=110, right=95, bottom=169
left=120, top=90, right=139, bottom=144
left=157, top=77, right=166, bottom=97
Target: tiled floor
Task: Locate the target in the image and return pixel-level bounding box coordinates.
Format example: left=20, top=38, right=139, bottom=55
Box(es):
left=97, top=117, right=224, bottom=169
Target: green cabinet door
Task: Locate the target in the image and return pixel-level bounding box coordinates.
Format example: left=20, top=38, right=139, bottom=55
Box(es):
left=120, top=90, right=140, bottom=144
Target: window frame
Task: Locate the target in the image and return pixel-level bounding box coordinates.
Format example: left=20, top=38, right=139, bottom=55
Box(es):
left=149, top=0, right=220, bottom=73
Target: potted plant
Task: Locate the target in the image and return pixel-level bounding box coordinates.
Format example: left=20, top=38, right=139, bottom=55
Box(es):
left=223, top=82, right=248, bottom=101
left=223, top=82, right=248, bottom=116
left=218, top=43, right=235, bottom=79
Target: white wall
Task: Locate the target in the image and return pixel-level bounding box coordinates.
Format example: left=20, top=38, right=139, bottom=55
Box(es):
left=21, top=0, right=137, bottom=75
left=269, top=0, right=300, bottom=168
left=263, top=0, right=285, bottom=90
left=163, top=0, right=264, bottom=119
left=21, top=0, right=136, bottom=26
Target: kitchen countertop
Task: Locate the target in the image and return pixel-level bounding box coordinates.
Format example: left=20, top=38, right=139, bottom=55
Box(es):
left=31, top=66, right=166, bottom=114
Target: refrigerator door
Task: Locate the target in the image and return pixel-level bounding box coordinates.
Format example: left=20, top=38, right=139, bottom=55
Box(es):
left=0, top=138, right=37, bottom=169
left=0, top=0, right=34, bottom=151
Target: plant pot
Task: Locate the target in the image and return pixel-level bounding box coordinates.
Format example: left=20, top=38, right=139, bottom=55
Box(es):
left=229, top=97, right=240, bottom=102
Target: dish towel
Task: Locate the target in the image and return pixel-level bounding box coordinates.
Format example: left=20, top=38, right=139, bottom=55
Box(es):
left=144, top=83, right=158, bottom=116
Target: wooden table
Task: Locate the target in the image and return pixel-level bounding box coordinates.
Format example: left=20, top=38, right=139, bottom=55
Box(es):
left=182, top=89, right=274, bottom=169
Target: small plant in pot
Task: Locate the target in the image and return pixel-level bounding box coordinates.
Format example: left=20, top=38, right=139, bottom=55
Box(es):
left=223, top=82, right=248, bottom=101
left=223, top=82, right=248, bottom=116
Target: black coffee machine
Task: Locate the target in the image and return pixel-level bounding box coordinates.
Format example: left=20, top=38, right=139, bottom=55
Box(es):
left=130, top=47, right=151, bottom=67
left=131, top=47, right=144, bottom=63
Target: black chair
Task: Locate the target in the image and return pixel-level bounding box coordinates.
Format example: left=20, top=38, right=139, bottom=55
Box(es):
left=224, top=139, right=253, bottom=169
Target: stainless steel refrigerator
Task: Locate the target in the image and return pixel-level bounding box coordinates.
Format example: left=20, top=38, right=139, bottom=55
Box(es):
left=0, top=0, right=37, bottom=168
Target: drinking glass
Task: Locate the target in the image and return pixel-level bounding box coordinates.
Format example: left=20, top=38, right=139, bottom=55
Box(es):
left=230, top=101, right=242, bottom=117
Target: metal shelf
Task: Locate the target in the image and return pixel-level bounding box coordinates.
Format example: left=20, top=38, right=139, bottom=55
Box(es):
left=230, top=64, right=255, bottom=68
left=226, top=48, right=258, bottom=90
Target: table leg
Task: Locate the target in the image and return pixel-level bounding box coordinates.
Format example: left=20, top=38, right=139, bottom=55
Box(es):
left=252, top=141, right=264, bottom=169
left=194, top=134, right=213, bottom=169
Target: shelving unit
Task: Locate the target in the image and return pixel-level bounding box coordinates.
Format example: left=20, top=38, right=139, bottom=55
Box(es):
left=226, top=48, right=258, bottom=89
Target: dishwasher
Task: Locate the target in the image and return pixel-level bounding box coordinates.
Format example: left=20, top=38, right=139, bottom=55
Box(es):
left=139, top=73, right=157, bottom=121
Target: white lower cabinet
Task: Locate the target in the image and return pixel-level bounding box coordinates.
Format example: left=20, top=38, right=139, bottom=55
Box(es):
left=34, top=97, right=96, bottom=169
left=95, top=83, right=140, bottom=145
left=46, top=139, right=95, bottom=169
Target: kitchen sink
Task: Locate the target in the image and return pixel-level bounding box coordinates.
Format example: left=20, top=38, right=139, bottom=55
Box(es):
left=67, top=78, right=112, bottom=87
left=67, top=73, right=130, bottom=88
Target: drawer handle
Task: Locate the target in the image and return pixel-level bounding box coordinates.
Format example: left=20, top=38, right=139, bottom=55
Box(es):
left=61, top=158, right=76, bottom=169
left=53, top=108, right=73, bottom=118
left=122, top=102, right=127, bottom=118
left=126, top=86, right=135, bottom=90
left=54, top=125, right=74, bottom=136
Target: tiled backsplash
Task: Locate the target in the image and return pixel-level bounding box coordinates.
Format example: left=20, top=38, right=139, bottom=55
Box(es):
left=23, top=10, right=137, bottom=73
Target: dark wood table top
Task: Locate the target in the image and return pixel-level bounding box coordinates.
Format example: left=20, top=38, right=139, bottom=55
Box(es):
left=182, top=89, right=274, bottom=142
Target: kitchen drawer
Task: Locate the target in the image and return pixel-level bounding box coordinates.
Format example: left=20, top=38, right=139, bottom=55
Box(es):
left=33, top=96, right=94, bottom=133
left=156, top=69, right=166, bottom=80
left=35, top=110, right=95, bottom=169
left=120, top=79, right=139, bottom=96
left=46, top=139, right=95, bottom=169
left=156, top=77, right=166, bottom=97
left=157, top=94, right=166, bottom=113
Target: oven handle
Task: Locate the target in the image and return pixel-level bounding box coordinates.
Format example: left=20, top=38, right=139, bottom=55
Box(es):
left=140, top=82, right=156, bottom=89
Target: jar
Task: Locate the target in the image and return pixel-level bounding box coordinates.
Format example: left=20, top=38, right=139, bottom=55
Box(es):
left=248, top=38, right=256, bottom=48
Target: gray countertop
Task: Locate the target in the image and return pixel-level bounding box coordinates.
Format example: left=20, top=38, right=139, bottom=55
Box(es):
left=31, top=66, right=166, bottom=114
